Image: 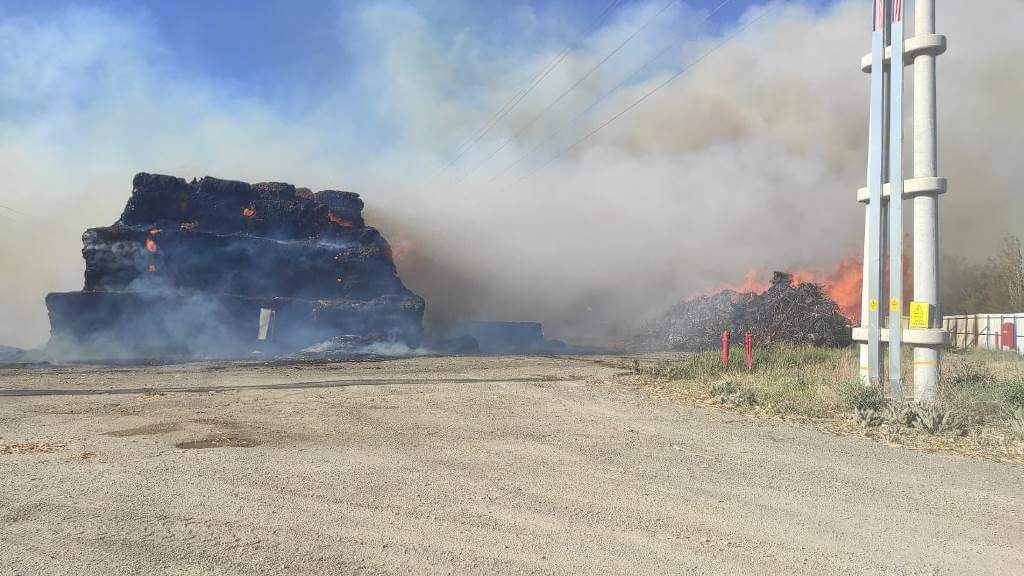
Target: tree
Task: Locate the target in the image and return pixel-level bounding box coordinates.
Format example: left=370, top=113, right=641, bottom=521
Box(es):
left=992, top=234, right=1024, bottom=311
left=940, top=234, right=1024, bottom=314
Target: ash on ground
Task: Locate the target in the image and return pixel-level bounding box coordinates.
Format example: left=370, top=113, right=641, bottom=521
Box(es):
left=634, top=272, right=853, bottom=352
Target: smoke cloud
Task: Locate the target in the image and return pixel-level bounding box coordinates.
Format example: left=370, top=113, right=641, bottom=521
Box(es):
left=1, top=0, right=1022, bottom=348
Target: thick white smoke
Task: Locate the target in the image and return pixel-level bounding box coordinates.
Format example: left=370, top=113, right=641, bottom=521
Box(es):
left=1, top=1, right=1021, bottom=348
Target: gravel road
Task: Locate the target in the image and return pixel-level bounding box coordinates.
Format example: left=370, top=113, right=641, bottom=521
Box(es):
left=1, top=356, right=1021, bottom=575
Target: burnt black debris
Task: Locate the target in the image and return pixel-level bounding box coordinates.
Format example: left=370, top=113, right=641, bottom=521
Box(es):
left=634, top=272, right=852, bottom=352
left=46, top=173, right=424, bottom=360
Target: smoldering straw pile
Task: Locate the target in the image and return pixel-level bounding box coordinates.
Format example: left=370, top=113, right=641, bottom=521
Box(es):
left=45, top=173, right=424, bottom=360
left=634, top=272, right=853, bottom=352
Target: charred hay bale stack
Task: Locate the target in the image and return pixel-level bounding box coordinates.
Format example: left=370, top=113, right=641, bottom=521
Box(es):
left=46, top=173, right=424, bottom=360
left=634, top=272, right=852, bottom=352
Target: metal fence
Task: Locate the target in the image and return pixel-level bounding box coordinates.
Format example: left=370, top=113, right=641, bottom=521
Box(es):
left=943, top=314, right=1024, bottom=355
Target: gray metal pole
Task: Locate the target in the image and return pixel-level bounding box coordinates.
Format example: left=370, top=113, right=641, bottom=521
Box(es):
left=866, top=0, right=888, bottom=386
left=860, top=212, right=871, bottom=386
left=880, top=0, right=891, bottom=387
left=913, top=0, right=941, bottom=403
left=888, top=2, right=905, bottom=400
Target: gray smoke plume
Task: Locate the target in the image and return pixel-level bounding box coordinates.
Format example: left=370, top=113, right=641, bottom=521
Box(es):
left=1, top=0, right=1022, bottom=349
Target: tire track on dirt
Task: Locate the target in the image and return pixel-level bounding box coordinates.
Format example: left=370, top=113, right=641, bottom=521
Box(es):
left=0, top=376, right=570, bottom=398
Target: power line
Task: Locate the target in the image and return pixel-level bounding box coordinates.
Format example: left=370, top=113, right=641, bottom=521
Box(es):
left=437, top=0, right=625, bottom=176
left=486, top=0, right=736, bottom=184
left=513, top=3, right=778, bottom=186
left=441, top=49, right=572, bottom=172
left=454, top=0, right=679, bottom=182
left=0, top=204, right=27, bottom=221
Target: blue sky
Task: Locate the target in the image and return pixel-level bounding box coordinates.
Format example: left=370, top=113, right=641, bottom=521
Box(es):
left=0, top=0, right=847, bottom=162
left=0, top=0, right=836, bottom=118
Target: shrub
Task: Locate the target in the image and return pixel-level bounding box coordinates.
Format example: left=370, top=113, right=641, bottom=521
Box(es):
left=710, top=381, right=758, bottom=407
left=911, top=403, right=964, bottom=436
left=1006, top=406, right=1024, bottom=441
left=841, top=381, right=883, bottom=412
left=710, top=381, right=737, bottom=397
left=1004, top=380, right=1024, bottom=409
left=885, top=402, right=918, bottom=427
left=944, top=355, right=992, bottom=388
left=855, top=407, right=886, bottom=428
left=839, top=381, right=885, bottom=426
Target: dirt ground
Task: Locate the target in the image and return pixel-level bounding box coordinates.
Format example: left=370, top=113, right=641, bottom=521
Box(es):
left=1, top=355, right=1021, bottom=575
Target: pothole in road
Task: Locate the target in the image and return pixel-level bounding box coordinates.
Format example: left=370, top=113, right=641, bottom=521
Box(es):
left=104, top=422, right=180, bottom=437
left=175, top=435, right=260, bottom=449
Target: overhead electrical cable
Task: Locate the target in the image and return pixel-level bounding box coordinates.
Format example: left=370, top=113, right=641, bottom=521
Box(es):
left=454, top=0, right=680, bottom=182
left=437, top=0, right=625, bottom=175
left=441, top=49, right=572, bottom=171
left=0, top=204, right=27, bottom=221
left=487, top=0, right=736, bottom=183
left=513, top=3, right=778, bottom=185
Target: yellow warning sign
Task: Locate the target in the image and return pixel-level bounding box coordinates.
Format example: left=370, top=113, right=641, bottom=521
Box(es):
left=890, top=298, right=901, bottom=312
left=869, top=299, right=878, bottom=312
left=909, top=301, right=931, bottom=329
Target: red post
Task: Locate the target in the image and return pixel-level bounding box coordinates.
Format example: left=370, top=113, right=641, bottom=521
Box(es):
left=745, top=332, right=753, bottom=370
left=722, top=330, right=730, bottom=369
left=1002, top=323, right=1016, bottom=352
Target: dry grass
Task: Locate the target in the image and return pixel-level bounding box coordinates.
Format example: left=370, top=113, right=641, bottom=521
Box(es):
left=619, top=346, right=1024, bottom=464
left=631, top=345, right=859, bottom=418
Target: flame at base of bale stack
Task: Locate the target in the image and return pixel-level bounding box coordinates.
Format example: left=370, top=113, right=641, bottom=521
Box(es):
left=634, top=272, right=853, bottom=352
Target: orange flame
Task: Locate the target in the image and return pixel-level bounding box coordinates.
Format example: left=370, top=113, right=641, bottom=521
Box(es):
left=242, top=207, right=255, bottom=218
left=180, top=222, right=197, bottom=231
left=145, top=238, right=157, bottom=254
left=690, top=243, right=923, bottom=324
left=327, top=211, right=354, bottom=228
left=790, top=257, right=864, bottom=321
left=695, top=257, right=866, bottom=322
left=148, top=228, right=161, bottom=235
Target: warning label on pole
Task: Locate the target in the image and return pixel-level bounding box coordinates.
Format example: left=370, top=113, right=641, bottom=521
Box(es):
left=909, top=302, right=931, bottom=329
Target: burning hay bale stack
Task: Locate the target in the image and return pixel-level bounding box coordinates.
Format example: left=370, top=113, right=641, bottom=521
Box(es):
left=46, top=173, right=424, bottom=360
left=634, top=272, right=853, bottom=352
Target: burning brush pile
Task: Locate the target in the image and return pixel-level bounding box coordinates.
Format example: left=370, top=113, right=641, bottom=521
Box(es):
left=634, top=272, right=853, bottom=352
left=45, top=173, right=424, bottom=360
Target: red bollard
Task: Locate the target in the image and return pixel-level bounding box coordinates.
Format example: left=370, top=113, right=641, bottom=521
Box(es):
left=722, top=330, right=730, bottom=370
left=1001, top=323, right=1016, bottom=351
left=745, top=332, right=753, bottom=370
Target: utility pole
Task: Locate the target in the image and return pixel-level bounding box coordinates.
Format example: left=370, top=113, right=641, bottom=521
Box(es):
left=911, top=0, right=945, bottom=403
left=861, top=0, right=889, bottom=388
left=855, top=0, right=947, bottom=400
left=888, top=0, right=905, bottom=400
